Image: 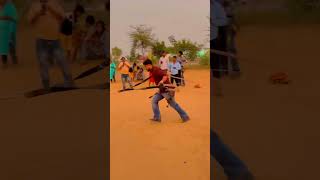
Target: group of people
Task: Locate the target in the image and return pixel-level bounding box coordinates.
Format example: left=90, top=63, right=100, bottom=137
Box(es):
left=111, top=51, right=188, bottom=90
left=0, top=0, right=18, bottom=68
left=0, top=0, right=109, bottom=89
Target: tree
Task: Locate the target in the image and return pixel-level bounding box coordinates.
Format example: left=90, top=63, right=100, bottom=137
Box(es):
left=151, top=40, right=168, bottom=57
left=112, top=47, right=122, bottom=59
left=170, top=39, right=202, bottom=61
left=129, top=25, right=154, bottom=56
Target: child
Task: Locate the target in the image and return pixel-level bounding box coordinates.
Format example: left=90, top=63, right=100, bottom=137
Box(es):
left=136, top=66, right=144, bottom=80
left=169, top=56, right=182, bottom=86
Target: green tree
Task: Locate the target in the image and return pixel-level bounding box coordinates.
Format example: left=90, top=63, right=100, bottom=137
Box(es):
left=151, top=40, right=167, bottom=57
left=112, top=47, right=122, bottom=59
left=129, top=25, right=154, bottom=56
left=170, top=39, right=202, bottom=61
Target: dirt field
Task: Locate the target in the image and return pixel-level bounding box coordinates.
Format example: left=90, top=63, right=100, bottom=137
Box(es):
left=1, top=24, right=320, bottom=180
left=0, top=28, right=108, bottom=180
left=214, top=25, right=320, bottom=180
left=110, top=69, right=210, bottom=180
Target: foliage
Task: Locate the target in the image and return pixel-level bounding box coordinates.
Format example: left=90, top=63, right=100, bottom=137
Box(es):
left=112, top=47, right=122, bottom=59
left=199, top=50, right=210, bottom=66
left=128, top=25, right=154, bottom=56
left=151, top=40, right=168, bottom=57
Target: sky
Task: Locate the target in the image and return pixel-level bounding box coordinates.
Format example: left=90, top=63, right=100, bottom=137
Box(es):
left=111, top=0, right=209, bottom=55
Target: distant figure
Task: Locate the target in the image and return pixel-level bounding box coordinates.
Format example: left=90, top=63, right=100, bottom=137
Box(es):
left=0, top=0, right=18, bottom=68
left=159, top=51, right=169, bottom=73
left=79, top=15, right=96, bottom=63
left=71, top=4, right=86, bottom=62
left=177, top=51, right=187, bottom=86
left=136, top=66, right=144, bottom=81
left=82, top=20, right=106, bottom=60
left=169, top=56, right=182, bottom=86
left=110, top=60, right=116, bottom=83
left=117, top=57, right=133, bottom=90
left=28, top=0, right=73, bottom=89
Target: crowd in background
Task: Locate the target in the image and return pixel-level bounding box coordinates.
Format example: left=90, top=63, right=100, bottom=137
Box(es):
left=0, top=0, right=109, bottom=89
left=111, top=50, right=188, bottom=90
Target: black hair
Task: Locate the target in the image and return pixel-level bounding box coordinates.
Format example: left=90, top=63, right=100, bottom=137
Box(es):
left=173, top=56, right=177, bottom=58
left=178, top=51, right=183, bottom=55
left=143, top=59, right=153, bottom=66
left=86, top=15, right=95, bottom=26
left=129, top=67, right=133, bottom=72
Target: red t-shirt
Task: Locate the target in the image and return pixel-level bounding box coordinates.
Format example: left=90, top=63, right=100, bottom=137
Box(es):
left=150, top=66, right=170, bottom=85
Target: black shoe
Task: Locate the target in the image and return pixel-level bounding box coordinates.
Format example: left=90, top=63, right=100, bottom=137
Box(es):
left=150, top=118, right=161, bottom=122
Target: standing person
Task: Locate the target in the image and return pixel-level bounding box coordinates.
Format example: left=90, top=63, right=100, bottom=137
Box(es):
left=28, top=0, right=73, bottom=89
left=110, top=60, right=116, bottom=83
left=177, top=51, right=187, bottom=86
left=169, top=56, right=181, bottom=86
left=211, top=1, right=254, bottom=179
left=71, top=4, right=85, bottom=63
left=0, top=0, right=17, bottom=68
left=223, top=0, right=242, bottom=77
left=143, top=59, right=190, bottom=122
left=79, top=15, right=96, bottom=63
left=159, top=51, right=169, bottom=73
left=211, top=0, right=228, bottom=96
left=117, top=57, right=133, bottom=90
left=212, top=0, right=229, bottom=77
left=60, top=12, right=73, bottom=62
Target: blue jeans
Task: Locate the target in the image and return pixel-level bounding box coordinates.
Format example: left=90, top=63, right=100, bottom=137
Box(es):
left=211, top=131, right=253, bottom=179
left=152, top=92, right=189, bottom=120
left=36, top=39, right=73, bottom=88
left=120, top=74, right=132, bottom=89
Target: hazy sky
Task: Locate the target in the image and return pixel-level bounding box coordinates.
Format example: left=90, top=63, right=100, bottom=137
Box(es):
left=111, top=0, right=209, bottom=55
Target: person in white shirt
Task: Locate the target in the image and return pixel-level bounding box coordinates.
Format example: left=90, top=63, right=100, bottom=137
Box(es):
left=159, top=51, right=169, bottom=73
left=169, top=56, right=182, bottom=86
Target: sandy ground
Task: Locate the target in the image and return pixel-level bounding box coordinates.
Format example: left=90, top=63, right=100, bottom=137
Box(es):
left=1, top=24, right=320, bottom=180
left=213, top=25, right=320, bottom=180
left=0, top=28, right=108, bottom=180
left=110, top=70, right=210, bottom=180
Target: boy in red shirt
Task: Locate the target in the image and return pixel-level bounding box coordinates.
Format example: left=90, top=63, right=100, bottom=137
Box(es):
left=143, top=59, right=190, bottom=122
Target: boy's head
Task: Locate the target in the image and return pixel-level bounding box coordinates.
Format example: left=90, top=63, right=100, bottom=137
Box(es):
left=86, top=15, right=95, bottom=26
left=178, top=51, right=183, bottom=56
left=172, top=56, right=177, bottom=62
left=120, top=57, right=126, bottom=62
left=143, top=59, right=153, bottom=71
left=161, top=51, right=167, bottom=57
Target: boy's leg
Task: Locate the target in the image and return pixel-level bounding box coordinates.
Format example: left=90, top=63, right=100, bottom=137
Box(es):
left=175, top=73, right=181, bottom=86
left=9, top=43, right=18, bottom=64
left=211, top=131, right=254, bottom=180
left=36, top=39, right=50, bottom=89
left=151, top=93, right=164, bottom=121
left=53, top=41, right=73, bottom=87
left=121, top=74, right=127, bottom=89
left=163, top=93, right=189, bottom=121
left=126, top=75, right=133, bottom=88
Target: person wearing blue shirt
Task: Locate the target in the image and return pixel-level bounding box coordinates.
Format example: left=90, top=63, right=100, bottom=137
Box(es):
left=169, top=56, right=182, bottom=86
